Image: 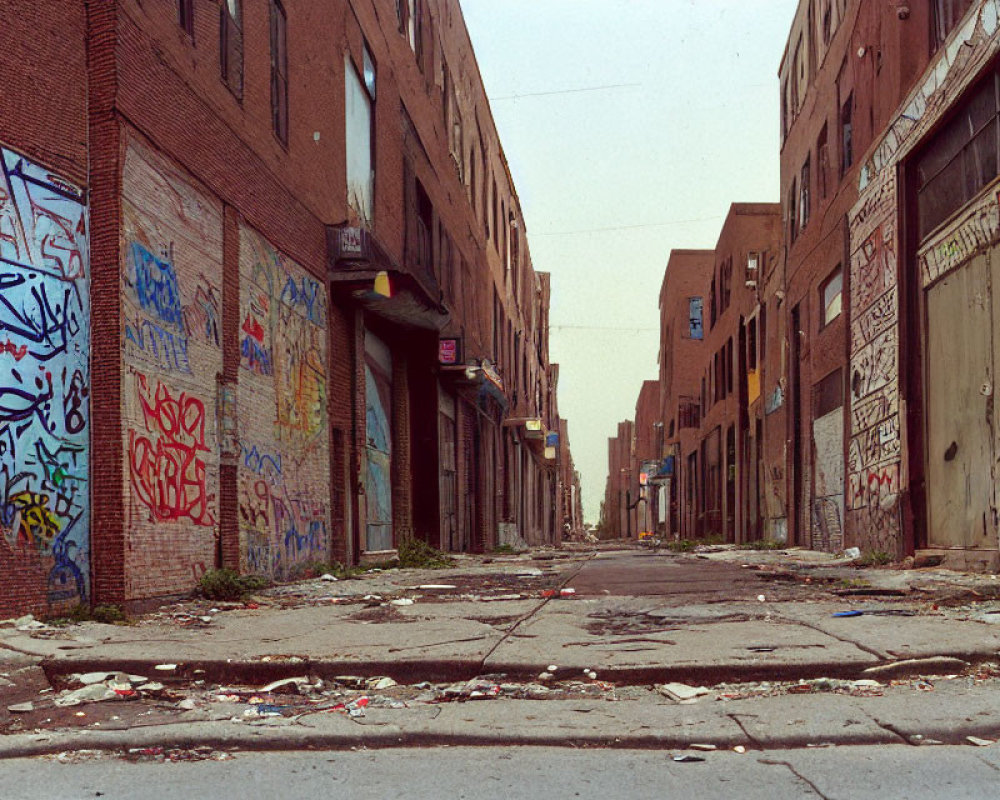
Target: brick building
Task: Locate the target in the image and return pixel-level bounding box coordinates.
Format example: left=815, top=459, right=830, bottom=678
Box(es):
left=778, top=0, right=938, bottom=553
left=657, top=250, right=713, bottom=539
left=601, top=420, right=635, bottom=540
left=612, top=0, right=989, bottom=563
left=0, top=0, right=569, bottom=616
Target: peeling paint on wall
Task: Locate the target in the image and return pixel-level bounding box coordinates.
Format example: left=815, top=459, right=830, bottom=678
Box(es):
left=0, top=146, right=90, bottom=607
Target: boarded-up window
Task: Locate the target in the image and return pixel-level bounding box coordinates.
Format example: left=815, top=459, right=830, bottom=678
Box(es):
left=815, top=368, right=843, bottom=418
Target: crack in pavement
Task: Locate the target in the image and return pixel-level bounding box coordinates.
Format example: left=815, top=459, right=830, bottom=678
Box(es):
left=782, top=616, right=889, bottom=660
left=480, top=552, right=597, bottom=668
left=865, top=716, right=917, bottom=745
left=758, top=758, right=833, bottom=799
left=726, top=713, right=763, bottom=749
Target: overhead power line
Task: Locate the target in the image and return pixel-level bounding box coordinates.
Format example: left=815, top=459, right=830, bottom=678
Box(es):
left=537, top=216, right=723, bottom=237
left=489, top=82, right=642, bottom=102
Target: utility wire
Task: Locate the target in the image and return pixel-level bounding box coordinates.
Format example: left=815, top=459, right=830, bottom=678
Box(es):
left=489, top=82, right=642, bottom=102
left=537, top=216, right=723, bottom=237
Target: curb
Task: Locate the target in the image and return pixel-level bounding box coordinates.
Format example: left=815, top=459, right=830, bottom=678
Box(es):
left=40, top=651, right=996, bottom=688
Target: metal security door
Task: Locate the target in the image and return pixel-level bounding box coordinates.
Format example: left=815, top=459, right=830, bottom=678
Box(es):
left=925, top=251, right=995, bottom=548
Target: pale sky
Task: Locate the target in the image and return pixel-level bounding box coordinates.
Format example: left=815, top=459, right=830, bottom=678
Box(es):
left=461, top=0, right=799, bottom=523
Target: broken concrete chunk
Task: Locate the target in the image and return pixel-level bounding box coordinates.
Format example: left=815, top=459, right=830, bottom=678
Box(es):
left=7, top=702, right=34, bottom=713
left=55, top=684, right=118, bottom=707
left=657, top=683, right=710, bottom=703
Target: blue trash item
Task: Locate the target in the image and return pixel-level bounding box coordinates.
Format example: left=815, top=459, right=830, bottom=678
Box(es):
left=832, top=610, right=864, bottom=617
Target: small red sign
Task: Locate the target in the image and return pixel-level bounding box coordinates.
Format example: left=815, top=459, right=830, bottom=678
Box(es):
left=439, top=338, right=460, bottom=365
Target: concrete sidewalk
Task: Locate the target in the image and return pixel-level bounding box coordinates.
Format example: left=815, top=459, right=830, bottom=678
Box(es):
left=3, top=548, right=999, bottom=685
left=3, top=546, right=1000, bottom=755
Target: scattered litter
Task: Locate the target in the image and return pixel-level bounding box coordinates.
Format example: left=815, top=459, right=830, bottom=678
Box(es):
left=540, top=590, right=557, bottom=598
left=538, top=672, right=554, bottom=681
left=586, top=671, right=598, bottom=680
left=78, top=672, right=114, bottom=686
left=260, top=677, right=311, bottom=694
left=560, top=588, right=576, bottom=597
left=862, top=656, right=969, bottom=678
left=690, top=743, right=717, bottom=751
left=547, top=665, right=558, bottom=673
left=320, top=574, right=339, bottom=582
left=657, top=683, right=710, bottom=704
left=370, top=677, right=397, bottom=691
left=967, top=736, right=995, bottom=747
left=733, top=745, right=747, bottom=754
left=747, top=646, right=775, bottom=652
left=416, top=584, right=457, bottom=590
left=390, top=598, right=415, bottom=607
left=842, top=547, right=861, bottom=560
left=178, top=698, right=197, bottom=711
left=672, top=754, right=705, bottom=763
left=7, top=702, right=33, bottom=713
left=154, top=664, right=178, bottom=672
left=832, top=611, right=863, bottom=618
left=55, top=684, right=118, bottom=707
left=756, top=594, right=766, bottom=603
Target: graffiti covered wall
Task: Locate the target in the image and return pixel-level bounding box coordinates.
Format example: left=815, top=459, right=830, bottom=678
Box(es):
left=121, top=138, right=223, bottom=598
left=0, top=147, right=90, bottom=611
left=238, top=223, right=329, bottom=578
left=848, top=1, right=1000, bottom=552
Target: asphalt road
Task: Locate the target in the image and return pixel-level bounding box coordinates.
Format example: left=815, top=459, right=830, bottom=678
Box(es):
left=569, top=549, right=779, bottom=600
left=5, top=745, right=1000, bottom=800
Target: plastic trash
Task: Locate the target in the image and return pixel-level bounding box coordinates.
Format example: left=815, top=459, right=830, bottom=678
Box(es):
left=843, top=547, right=861, bottom=559
left=832, top=610, right=863, bottom=617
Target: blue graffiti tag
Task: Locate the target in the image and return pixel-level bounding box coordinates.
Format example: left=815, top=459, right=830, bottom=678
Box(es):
left=131, top=242, right=183, bottom=329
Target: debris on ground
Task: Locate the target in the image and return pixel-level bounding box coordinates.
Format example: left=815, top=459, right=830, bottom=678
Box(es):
left=657, top=683, right=710, bottom=704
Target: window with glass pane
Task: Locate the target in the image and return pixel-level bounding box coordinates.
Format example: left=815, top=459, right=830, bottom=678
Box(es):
left=916, top=70, right=1000, bottom=240
left=821, top=268, right=842, bottom=327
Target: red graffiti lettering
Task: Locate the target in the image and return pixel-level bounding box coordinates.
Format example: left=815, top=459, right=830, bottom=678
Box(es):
left=242, top=313, right=265, bottom=343
left=0, top=340, right=27, bottom=361
left=128, top=374, right=215, bottom=526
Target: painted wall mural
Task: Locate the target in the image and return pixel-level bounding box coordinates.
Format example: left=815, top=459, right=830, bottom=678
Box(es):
left=121, top=138, right=223, bottom=598
left=847, top=1, right=1000, bottom=552
left=237, top=224, right=329, bottom=578
left=0, top=147, right=90, bottom=607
